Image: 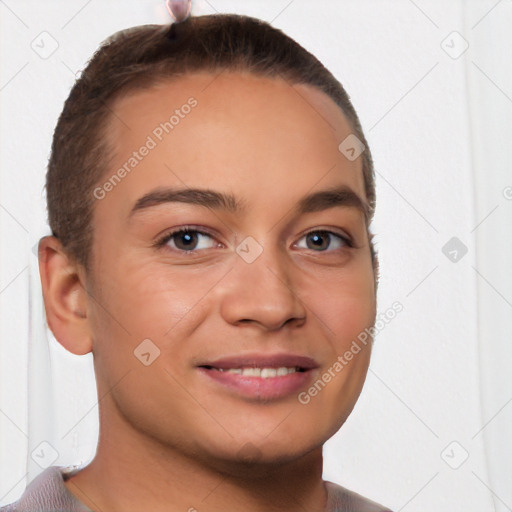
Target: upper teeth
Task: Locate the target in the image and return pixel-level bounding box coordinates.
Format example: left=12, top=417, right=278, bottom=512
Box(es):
left=217, top=367, right=299, bottom=378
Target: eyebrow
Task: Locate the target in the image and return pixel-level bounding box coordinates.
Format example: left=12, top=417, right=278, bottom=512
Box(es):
left=128, top=185, right=370, bottom=223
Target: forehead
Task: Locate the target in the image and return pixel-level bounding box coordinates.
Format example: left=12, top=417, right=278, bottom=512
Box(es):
left=100, top=71, right=367, bottom=219
left=110, top=71, right=357, bottom=142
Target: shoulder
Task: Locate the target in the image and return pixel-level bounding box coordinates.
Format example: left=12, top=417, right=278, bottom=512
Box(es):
left=324, top=480, right=394, bottom=512
left=0, top=466, right=92, bottom=512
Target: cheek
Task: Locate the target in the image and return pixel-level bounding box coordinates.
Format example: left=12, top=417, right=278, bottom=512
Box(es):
left=303, top=258, right=376, bottom=346
left=86, top=262, right=202, bottom=421
left=92, top=260, right=205, bottom=333
left=87, top=257, right=227, bottom=383
left=299, top=260, right=375, bottom=420
left=298, top=289, right=374, bottom=436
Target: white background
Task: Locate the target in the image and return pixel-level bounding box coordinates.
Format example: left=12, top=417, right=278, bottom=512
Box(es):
left=1, top=1, right=511, bottom=511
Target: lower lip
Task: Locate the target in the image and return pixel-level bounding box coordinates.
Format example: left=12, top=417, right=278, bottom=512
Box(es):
left=197, top=367, right=315, bottom=401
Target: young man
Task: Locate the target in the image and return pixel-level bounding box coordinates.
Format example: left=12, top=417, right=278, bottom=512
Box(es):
left=2, top=13, right=392, bottom=512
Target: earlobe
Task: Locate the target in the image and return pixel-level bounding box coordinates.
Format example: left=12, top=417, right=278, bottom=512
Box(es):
left=38, top=235, right=93, bottom=355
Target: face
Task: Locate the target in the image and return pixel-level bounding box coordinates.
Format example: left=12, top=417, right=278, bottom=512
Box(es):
left=85, top=71, right=376, bottom=471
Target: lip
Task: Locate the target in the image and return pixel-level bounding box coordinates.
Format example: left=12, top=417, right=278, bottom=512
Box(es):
left=196, top=352, right=319, bottom=401
left=197, top=353, right=319, bottom=370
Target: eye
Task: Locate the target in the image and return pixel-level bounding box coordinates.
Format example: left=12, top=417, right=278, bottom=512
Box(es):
left=295, top=230, right=353, bottom=252
left=155, top=227, right=220, bottom=253
left=155, top=227, right=353, bottom=255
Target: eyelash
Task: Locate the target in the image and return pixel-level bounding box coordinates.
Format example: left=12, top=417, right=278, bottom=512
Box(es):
left=154, top=225, right=354, bottom=255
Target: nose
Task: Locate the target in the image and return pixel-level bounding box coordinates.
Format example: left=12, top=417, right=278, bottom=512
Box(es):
left=219, top=242, right=307, bottom=332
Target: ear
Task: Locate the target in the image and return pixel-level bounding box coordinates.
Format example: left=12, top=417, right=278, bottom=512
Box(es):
left=38, top=235, right=93, bottom=355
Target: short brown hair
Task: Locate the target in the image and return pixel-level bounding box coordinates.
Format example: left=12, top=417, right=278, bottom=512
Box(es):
left=46, top=13, right=378, bottom=287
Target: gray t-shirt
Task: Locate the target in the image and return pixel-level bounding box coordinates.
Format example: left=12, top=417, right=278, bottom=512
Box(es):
left=0, top=466, right=393, bottom=511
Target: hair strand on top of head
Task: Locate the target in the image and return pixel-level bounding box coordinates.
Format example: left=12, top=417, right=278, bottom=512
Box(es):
left=165, top=0, right=192, bottom=23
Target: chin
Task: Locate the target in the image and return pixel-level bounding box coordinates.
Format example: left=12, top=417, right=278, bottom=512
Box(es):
left=196, top=431, right=325, bottom=477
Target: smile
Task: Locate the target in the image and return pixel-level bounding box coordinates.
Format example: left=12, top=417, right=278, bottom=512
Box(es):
left=197, top=365, right=316, bottom=401
left=202, top=366, right=304, bottom=378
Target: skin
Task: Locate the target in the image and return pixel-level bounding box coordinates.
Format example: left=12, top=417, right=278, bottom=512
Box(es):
left=39, top=71, right=377, bottom=512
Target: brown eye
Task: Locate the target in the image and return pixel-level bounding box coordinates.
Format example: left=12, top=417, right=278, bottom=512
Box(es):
left=157, top=228, right=219, bottom=253
left=297, top=230, right=352, bottom=252
left=172, top=230, right=200, bottom=250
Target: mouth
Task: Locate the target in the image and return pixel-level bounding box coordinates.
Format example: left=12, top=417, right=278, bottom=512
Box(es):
left=199, top=365, right=307, bottom=377
left=196, top=353, right=319, bottom=401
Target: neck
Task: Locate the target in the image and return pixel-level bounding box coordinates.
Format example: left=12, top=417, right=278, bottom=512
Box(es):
left=64, top=399, right=328, bottom=512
